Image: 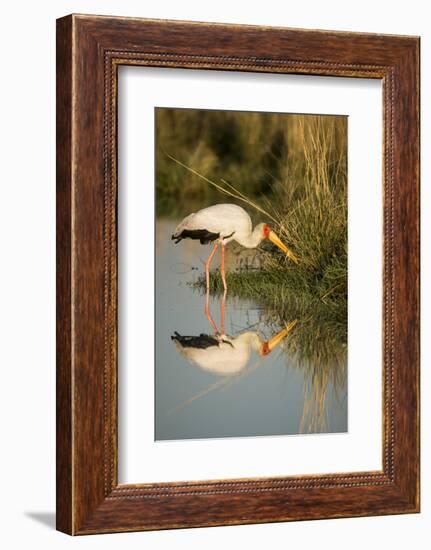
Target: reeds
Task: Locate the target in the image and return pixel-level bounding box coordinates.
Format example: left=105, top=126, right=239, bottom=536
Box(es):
left=156, top=108, right=344, bottom=215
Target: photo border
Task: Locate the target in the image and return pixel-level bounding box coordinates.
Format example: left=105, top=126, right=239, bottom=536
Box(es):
left=118, top=70, right=383, bottom=482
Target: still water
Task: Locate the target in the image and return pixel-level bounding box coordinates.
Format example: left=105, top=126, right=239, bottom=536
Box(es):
left=155, top=219, right=347, bottom=441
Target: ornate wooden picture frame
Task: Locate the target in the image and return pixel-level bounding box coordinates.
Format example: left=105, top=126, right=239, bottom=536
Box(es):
left=56, top=14, right=420, bottom=534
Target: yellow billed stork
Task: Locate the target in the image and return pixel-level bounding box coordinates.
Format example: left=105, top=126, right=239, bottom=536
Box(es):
left=171, top=323, right=294, bottom=377
left=172, top=203, right=297, bottom=290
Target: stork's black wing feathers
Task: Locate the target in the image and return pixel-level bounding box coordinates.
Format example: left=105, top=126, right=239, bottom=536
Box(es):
left=171, top=229, right=220, bottom=245
left=171, top=332, right=219, bottom=349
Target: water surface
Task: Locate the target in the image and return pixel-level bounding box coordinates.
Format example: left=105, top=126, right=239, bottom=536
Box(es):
left=155, top=219, right=347, bottom=440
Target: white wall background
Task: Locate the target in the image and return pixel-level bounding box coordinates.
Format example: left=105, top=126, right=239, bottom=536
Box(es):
left=0, top=1, right=427, bottom=548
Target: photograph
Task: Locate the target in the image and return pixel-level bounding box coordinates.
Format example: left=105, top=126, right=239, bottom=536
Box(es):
left=155, top=107, right=348, bottom=440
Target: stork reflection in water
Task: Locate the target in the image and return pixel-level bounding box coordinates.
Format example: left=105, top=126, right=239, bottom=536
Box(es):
left=171, top=290, right=297, bottom=377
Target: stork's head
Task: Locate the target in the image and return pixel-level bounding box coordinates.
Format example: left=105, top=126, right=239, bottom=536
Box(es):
left=261, top=224, right=298, bottom=263
left=260, top=321, right=298, bottom=356
left=262, top=223, right=271, bottom=239
left=260, top=326, right=290, bottom=356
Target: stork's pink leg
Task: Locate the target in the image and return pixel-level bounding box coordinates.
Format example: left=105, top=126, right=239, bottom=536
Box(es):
left=220, top=290, right=227, bottom=335
left=205, top=288, right=219, bottom=334
left=205, top=243, right=219, bottom=290
left=220, top=244, right=227, bottom=291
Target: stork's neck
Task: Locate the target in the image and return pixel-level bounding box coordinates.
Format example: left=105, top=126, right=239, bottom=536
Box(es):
left=234, top=224, right=264, bottom=249
left=247, top=332, right=266, bottom=352
left=234, top=332, right=265, bottom=352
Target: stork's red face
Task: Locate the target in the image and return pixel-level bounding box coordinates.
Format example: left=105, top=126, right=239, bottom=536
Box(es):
left=262, top=223, right=298, bottom=263
left=260, top=321, right=298, bottom=356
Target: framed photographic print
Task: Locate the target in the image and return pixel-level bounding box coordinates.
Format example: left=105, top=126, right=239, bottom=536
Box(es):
left=56, top=14, right=420, bottom=534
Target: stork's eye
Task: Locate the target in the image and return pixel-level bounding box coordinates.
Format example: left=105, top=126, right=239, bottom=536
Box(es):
left=262, top=224, right=271, bottom=238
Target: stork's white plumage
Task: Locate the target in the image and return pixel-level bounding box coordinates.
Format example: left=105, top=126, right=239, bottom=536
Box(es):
left=172, top=203, right=297, bottom=290
left=172, top=327, right=291, bottom=376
